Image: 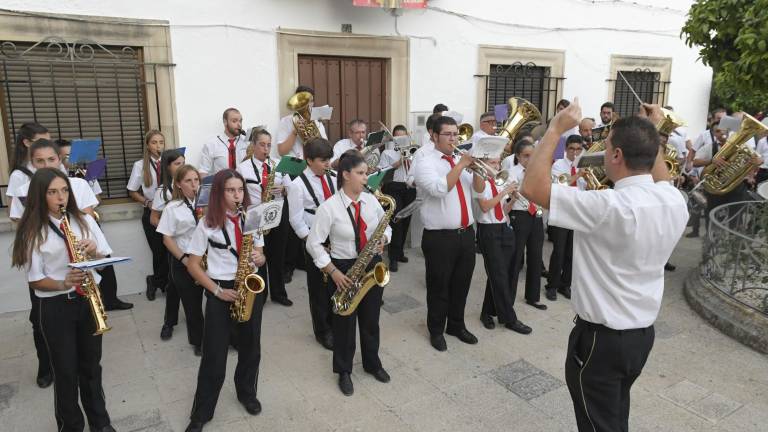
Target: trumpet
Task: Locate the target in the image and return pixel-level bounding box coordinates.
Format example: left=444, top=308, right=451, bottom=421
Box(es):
left=552, top=173, right=569, bottom=185
left=450, top=143, right=509, bottom=186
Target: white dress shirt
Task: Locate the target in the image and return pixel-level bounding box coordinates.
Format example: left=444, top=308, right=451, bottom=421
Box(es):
left=306, top=189, right=392, bottom=269
left=757, top=137, right=768, bottom=169
left=127, top=158, right=161, bottom=201
left=378, top=149, right=410, bottom=182
left=28, top=214, right=111, bottom=297
left=412, top=147, right=477, bottom=229
left=156, top=198, right=199, bottom=253
left=11, top=177, right=99, bottom=220
left=274, top=115, right=328, bottom=159
left=473, top=179, right=510, bottom=224
left=199, top=134, right=249, bottom=175
left=471, top=130, right=490, bottom=146
left=152, top=185, right=173, bottom=212
left=237, top=157, right=286, bottom=206
left=6, top=163, right=35, bottom=198
left=406, top=140, right=434, bottom=186
left=508, top=164, right=541, bottom=214
left=693, top=129, right=713, bottom=151
left=549, top=174, right=688, bottom=329
left=186, top=216, right=264, bottom=281
left=501, top=154, right=517, bottom=174
left=332, top=138, right=365, bottom=162
left=286, top=168, right=337, bottom=239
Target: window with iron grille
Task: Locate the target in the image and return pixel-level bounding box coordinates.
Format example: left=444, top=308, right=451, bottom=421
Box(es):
left=612, top=69, right=669, bottom=118
left=1, top=39, right=153, bottom=200
left=482, top=62, right=565, bottom=122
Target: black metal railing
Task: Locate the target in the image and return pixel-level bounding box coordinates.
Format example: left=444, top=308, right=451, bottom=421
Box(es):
left=609, top=68, right=670, bottom=118
left=475, top=62, right=566, bottom=123
left=700, top=200, right=768, bottom=315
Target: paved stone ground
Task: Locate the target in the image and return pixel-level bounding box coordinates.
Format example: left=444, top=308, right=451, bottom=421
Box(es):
left=1, top=234, right=767, bottom=432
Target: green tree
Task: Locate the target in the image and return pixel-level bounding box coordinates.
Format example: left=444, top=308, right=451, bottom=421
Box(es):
left=682, top=0, right=768, bottom=112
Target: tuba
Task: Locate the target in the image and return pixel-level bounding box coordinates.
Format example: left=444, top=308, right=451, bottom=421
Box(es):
left=287, top=91, right=321, bottom=143
left=59, top=206, right=111, bottom=335
left=331, top=187, right=395, bottom=316
left=702, top=113, right=766, bottom=195
left=230, top=204, right=266, bottom=323
left=498, top=97, right=542, bottom=160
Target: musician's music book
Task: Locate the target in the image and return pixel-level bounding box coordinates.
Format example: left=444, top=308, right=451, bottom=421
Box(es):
left=275, top=156, right=307, bottom=177
left=68, top=256, right=132, bottom=270
left=69, top=139, right=102, bottom=165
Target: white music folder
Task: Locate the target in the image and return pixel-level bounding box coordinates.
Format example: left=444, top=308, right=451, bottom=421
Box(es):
left=68, top=256, right=132, bottom=270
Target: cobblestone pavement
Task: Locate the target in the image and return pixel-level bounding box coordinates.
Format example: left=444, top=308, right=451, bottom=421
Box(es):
left=1, top=235, right=766, bottom=431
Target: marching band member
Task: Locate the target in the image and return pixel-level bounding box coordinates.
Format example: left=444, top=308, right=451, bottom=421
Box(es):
left=500, top=132, right=533, bottom=173
left=474, top=158, right=532, bottom=334
left=545, top=135, right=583, bottom=301
left=378, top=125, right=415, bottom=271
left=276, top=85, right=328, bottom=159
left=306, top=150, right=392, bottom=396
left=150, top=149, right=186, bottom=227
left=508, top=139, right=547, bottom=311
left=12, top=168, right=116, bottom=432
left=521, top=100, right=688, bottom=431
left=184, top=169, right=266, bottom=432
left=286, top=138, right=337, bottom=350
left=237, top=128, right=293, bottom=306
left=156, top=164, right=205, bottom=355
left=7, top=122, right=50, bottom=202
left=127, top=130, right=167, bottom=301
left=199, top=108, right=248, bottom=176
left=331, top=119, right=368, bottom=169
left=412, top=116, right=485, bottom=352
left=578, top=117, right=596, bottom=147
left=470, top=112, right=496, bottom=146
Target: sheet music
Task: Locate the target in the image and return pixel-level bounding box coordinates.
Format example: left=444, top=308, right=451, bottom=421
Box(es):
left=310, top=105, right=333, bottom=121
left=68, top=256, right=132, bottom=269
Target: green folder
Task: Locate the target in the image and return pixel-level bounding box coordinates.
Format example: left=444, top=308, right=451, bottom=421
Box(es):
left=275, top=156, right=307, bottom=177
left=367, top=168, right=391, bottom=191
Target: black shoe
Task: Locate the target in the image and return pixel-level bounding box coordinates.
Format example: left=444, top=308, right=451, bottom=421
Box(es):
left=160, top=324, right=173, bottom=341
left=398, top=255, right=409, bottom=263
left=685, top=231, right=699, bottom=238
left=105, top=299, right=133, bottom=311
left=480, top=314, right=495, bottom=330
left=526, top=301, right=548, bottom=310
left=389, top=261, right=398, bottom=272
left=238, top=397, right=262, bottom=415
left=283, top=270, right=294, bottom=284
left=159, top=283, right=167, bottom=294
left=272, top=297, right=293, bottom=307
left=430, top=334, right=447, bottom=352
left=367, top=368, right=390, bottom=383
left=505, top=320, right=532, bottom=335
left=545, top=289, right=557, bottom=301
left=557, top=287, right=571, bottom=299
left=316, top=333, right=334, bottom=351
left=90, top=425, right=116, bottom=432
left=193, top=345, right=202, bottom=356
left=145, top=276, right=157, bottom=301
left=446, top=328, right=478, bottom=345
left=664, top=262, right=676, bottom=272
left=338, top=372, right=354, bottom=396
left=185, top=421, right=204, bottom=432
left=36, top=373, right=52, bottom=388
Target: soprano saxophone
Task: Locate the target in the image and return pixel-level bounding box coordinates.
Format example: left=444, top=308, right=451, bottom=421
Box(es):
left=331, top=187, right=396, bottom=316
left=59, top=206, right=111, bottom=335
left=230, top=204, right=265, bottom=323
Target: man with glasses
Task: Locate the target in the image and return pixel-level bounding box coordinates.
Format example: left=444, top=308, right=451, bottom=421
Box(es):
left=472, top=112, right=497, bottom=147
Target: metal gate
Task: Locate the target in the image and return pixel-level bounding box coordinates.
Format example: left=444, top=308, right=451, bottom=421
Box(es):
left=610, top=68, right=670, bottom=118
left=0, top=36, right=174, bottom=200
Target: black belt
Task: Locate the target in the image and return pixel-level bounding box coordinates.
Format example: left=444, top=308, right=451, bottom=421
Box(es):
left=477, top=223, right=508, bottom=231
left=424, top=226, right=473, bottom=235
left=44, top=291, right=83, bottom=301
left=574, top=316, right=652, bottom=334
left=211, top=279, right=235, bottom=289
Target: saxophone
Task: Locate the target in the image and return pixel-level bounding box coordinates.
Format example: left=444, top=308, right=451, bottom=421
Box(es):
left=702, top=113, right=766, bottom=195
left=59, top=206, right=111, bottom=335
left=331, top=187, right=396, bottom=316
left=230, top=204, right=266, bottom=323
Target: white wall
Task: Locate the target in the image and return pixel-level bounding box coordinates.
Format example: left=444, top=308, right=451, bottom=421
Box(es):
left=0, top=0, right=711, bottom=164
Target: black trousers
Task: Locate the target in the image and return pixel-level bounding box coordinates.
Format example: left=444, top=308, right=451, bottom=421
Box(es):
left=264, top=199, right=289, bottom=300
left=165, top=255, right=204, bottom=347
left=422, top=227, right=476, bottom=335
left=510, top=211, right=544, bottom=303
left=95, top=264, right=119, bottom=306
left=477, top=223, right=518, bottom=324
left=303, top=246, right=333, bottom=338
left=29, top=287, right=51, bottom=379
left=190, top=279, right=264, bottom=424
left=141, top=207, right=168, bottom=288
left=283, top=193, right=305, bottom=272
left=565, top=318, right=655, bottom=432
left=382, top=181, right=416, bottom=261
left=547, top=225, right=573, bottom=291
left=39, top=293, right=110, bottom=432
left=755, top=167, right=768, bottom=185
left=328, top=257, right=384, bottom=374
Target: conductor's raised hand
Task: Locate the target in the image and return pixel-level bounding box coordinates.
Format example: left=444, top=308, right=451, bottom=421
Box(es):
left=640, top=103, right=664, bottom=126
left=550, top=97, right=582, bottom=135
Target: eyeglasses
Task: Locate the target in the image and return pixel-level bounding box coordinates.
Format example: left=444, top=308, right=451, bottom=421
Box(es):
left=439, top=133, right=459, bottom=138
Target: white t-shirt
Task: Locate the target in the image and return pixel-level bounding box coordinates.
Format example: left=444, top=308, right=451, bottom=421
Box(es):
left=186, top=217, right=264, bottom=281
left=156, top=198, right=199, bottom=253
left=126, top=158, right=161, bottom=201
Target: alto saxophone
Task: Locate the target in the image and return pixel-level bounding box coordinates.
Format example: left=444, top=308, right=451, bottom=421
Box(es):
left=260, top=159, right=277, bottom=235
left=230, top=204, right=266, bottom=323
left=59, top=206, right=111, bottom=335
left=332, top=187, right=396, bottom=316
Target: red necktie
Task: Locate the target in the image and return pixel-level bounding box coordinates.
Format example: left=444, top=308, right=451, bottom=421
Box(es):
left=60, top=222, right=85, bottom=296
left=570, top=165, right=577, bottom=186
left=317, top=175, right=332, bottom=200
left=262, top=164, right=269, bottom=191
left=528, top=201, right=537, bottom=216
left=227, top=215, right=242, bottom=253
left=442, top=155, right=469, bottom=228
left=488, top=180, right=504, bottom=222
left=353, top=201, right=367, bottom=251
left=154, top=160, right=161, bottom=183
left=228, top=138, right=236, bottom=169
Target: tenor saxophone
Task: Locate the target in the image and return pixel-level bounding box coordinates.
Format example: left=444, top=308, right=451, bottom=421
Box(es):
left=230, top=204, right=265, bottom=323
left=331, top=187, right=396, bottom=316
left=59, top=206, right=111, bottom=335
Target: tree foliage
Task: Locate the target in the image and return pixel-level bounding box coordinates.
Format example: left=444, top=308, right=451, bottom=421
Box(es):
left=682, top=0, right=768, bottom=112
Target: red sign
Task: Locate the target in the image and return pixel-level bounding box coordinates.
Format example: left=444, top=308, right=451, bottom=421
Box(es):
left=353, top=0, right=427, bottom=8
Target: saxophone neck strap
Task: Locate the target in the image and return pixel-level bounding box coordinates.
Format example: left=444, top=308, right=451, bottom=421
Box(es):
left=209, top=227, right=239, bottom=259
